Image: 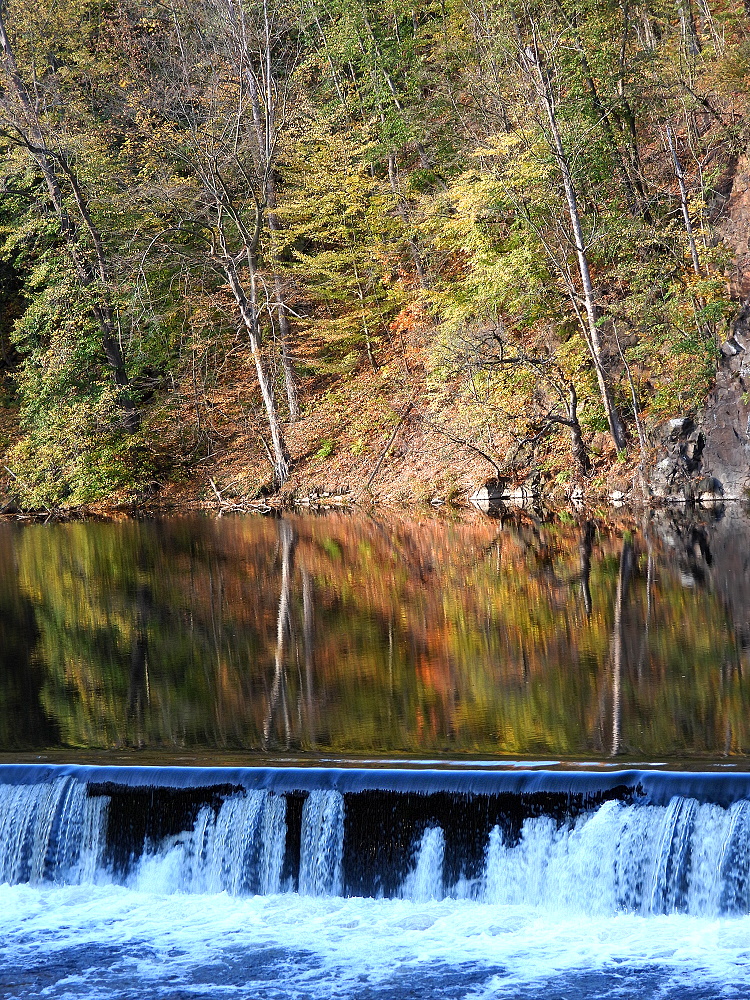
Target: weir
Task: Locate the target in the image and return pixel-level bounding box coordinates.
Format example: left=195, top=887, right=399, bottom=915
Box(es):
left=1, top=765, right=750, bottom=916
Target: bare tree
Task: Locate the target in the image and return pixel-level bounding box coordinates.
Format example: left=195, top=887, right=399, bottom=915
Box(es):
left=151, top=0, right=300, bottom=485
left=220, top=0, right=301, bottom=420
left=522, top=41, right=628, bottom=452
left=443, top=324, right=592, bottom=477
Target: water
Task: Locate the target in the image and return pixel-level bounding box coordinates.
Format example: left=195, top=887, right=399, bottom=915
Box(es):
left=1, top=766, right=750, bottom=996
left=3, top=506, right=750, bottom=764
left=3, top=506, right=750, bottom=996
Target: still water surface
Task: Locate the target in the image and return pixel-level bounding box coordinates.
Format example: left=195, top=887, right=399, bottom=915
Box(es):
left=0, top=504, right=749, bottom=763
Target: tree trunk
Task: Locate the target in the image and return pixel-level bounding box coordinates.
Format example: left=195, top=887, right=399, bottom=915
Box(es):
left=225, top=259, right=291, bottom=487
left=666, top=124, right=702, bottom=277
left=530, top=54, right=628, bottom=451
left=387, top=153, right=427, bottom=286
left=567, top=384, right=591, bottom=475
left=267, top=177, right=300, bottom=422
left=677, top=0, right=702, bottom=55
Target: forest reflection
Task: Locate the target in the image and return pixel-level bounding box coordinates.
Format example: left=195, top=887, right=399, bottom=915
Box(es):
left=0, top=507, right=748, bottom=761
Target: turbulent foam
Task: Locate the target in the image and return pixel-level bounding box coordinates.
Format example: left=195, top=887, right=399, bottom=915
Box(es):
left=401, top=827, right=445, bottom=902
left=2, top=771, right=750, bottom=998
left=481, top=799, right=748, bottom=916
left=1, top=883, right=749, bottom=1000
left=159, top=790, right=287, bottom=896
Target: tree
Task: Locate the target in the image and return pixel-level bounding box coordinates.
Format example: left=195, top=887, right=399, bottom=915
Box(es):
left=281, top=123, right=403, bottom=372
left=143, top=0, right=303, bottom=486
left=0, top=0, right=139, bottom=432
left=521, top=39, right=627, bottom=451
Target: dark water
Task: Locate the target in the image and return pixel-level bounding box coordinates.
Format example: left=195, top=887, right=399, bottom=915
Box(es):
left=1, top=505, right=750, bottom=762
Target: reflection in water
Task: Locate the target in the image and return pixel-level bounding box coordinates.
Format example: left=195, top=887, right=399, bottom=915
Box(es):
left=128, top=583, right=151, bottom=740
left=1, top=507, right=750, bottom=760
left=610, top=539, right=633, bottom=758
left=265, top=519, right=295, bottom=749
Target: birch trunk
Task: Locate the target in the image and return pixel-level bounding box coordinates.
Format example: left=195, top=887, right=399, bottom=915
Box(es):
left=225, top=259, right=291, bottom=486
left=666, top=124, right=701, bottom=277
left=267, top=179, right=300, bottom=421
left=529, top=52, right=628, bottom=452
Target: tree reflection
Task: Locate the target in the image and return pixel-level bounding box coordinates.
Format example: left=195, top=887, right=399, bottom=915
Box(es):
left=1, top=510, right=749, bottom=760
left=610, top=539, right=634, bottom=757
left=264, top=520, right=295, bottom=749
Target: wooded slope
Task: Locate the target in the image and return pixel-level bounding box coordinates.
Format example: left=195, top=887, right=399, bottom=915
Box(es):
left=0, top=0, right=747, bottom=505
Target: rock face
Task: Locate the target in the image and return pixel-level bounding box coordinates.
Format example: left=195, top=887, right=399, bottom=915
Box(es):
left=700, top=305, right=750, bottom=498
left=652, top=152, right=750, bottom=501
left=652, top=319, right=750, bottom=500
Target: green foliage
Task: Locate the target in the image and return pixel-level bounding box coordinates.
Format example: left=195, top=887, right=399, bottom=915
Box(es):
left=0, top=0, right=745, bottom=499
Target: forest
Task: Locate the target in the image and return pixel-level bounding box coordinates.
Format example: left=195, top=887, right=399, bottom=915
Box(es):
left=0, top=0, right=747, bottom=506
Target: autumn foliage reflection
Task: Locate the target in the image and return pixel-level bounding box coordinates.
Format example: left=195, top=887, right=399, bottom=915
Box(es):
left=0, top=510, right=747, bottom=760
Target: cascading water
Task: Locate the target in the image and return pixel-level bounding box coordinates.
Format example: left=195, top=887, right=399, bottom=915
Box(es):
left=2, top=767, right=750, bottom=1000
left=482, top=797, right=750, bottom=916
left=401, top=827, right=445, bottom=902
left=144, top=790, right=288, bottom=896
left=0, top=776, right=107, bottom=886
left=0, top=767, right=749, bottom=916
left=299, top=790, right=345, bottom=896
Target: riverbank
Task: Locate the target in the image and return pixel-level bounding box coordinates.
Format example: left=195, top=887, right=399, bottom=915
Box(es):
left=0, top=317, right=659, bottom=515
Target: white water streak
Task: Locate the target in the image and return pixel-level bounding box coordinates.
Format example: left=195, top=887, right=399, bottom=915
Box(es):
left=483, top=797, right=750, bottom=916
left=0, top=778, right=109, bottom=886
left=299, top=790, right=345, bottom=896
left=2, top=781, right=750, bottom=918
left=401, top=827, right=445, bottom=901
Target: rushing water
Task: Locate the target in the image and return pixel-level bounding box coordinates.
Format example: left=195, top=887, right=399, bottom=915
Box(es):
left=2, top=765, right=750, bottom=997
left=3, top=506, right=750, bottom=998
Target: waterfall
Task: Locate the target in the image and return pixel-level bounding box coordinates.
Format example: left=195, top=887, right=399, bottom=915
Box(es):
left=645, top=796, right=697, bottom=914
left=482, top=797, right=750, bottom=916
left=1, top=766, right=750, bottom=916
left=401, top=827, right=445, bottom=901
left=0, top=776, right=108, bottom=885
left=299, top=790, right=345, bottom=896
left=718, top=800, right=750, bottom=915
left=175, top=790, right=287, bottom=895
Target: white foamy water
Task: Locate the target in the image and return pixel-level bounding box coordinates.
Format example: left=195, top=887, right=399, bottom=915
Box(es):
left=3, top=776, right=750, bottom=996
left=299, top=789, right=345, bottom=896
left=401, top=826, right=445, bottom=901
left=0, top=882, right=749, bottom=999
left=139, top=790, right=288, bottom=896
left=0, top=777, right=107, bottom=886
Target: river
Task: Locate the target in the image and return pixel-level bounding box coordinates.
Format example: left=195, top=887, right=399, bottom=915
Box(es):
left=1, top=505, right=749, bottom=998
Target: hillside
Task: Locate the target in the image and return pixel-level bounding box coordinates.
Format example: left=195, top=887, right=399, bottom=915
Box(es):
left=0, top=0, right=748, bottom=509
